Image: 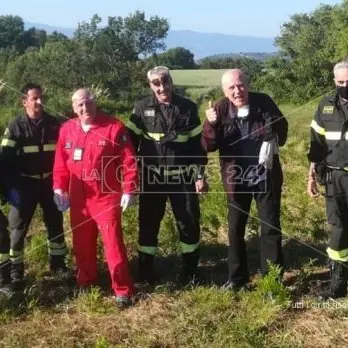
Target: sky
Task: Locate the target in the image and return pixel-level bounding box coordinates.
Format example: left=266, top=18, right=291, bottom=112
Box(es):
left=0, top=0, right=341, bottom=37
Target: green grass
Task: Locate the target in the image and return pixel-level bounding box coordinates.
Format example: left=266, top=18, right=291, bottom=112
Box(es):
left=171, top=69, right=228, bottom=87
left=0, top=73, right=344, bottom=347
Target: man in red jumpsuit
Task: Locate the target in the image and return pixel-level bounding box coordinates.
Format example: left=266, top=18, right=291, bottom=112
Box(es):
left=53, top=88, right=138, bottom=308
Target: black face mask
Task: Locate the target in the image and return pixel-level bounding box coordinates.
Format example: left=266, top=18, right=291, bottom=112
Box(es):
left=337, top=86, right=348, bottom=100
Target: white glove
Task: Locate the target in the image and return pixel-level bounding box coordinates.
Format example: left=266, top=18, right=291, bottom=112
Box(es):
left=53, top=189, right=70, bottom=212
left=259, top=139, right=276, bottom=170
left=120, top=193, right=136, bottom=212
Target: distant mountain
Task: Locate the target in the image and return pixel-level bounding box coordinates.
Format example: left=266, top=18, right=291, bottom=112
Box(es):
left=25, top=21, right=74, bottom=37
left=165, top=30, right=277, bottom=59
left=24, top=21, right=277, bottom=60
left=198, top=52, right=279, bottom=62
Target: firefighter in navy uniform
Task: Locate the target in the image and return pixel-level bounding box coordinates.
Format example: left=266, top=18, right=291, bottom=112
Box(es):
left=202, top=69, right=288, bottom=290
left=307, top=60, right=348, bottom=298
left=0, top=153, right=11, bottom=293
left=0, top=83, right=68, bottom=288
left=126, top=66, right=208, bottom=284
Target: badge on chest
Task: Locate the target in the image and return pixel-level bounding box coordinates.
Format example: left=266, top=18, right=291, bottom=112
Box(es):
left=73, top=148, right=84, bottom=161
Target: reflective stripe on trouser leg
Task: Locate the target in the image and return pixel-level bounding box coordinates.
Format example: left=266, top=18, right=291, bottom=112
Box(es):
left=138, top=187, right=167, bottom=257
left=0, top=253, right=9, bottom=263
left=180, top=242, right=199, bottom=254
left=327, top=217, right=348, bottom=262
left=9, top=249, right=23, bottom=264
left=138, top=245, right=157, bottom=255
left=168, top=184, right=200, bottom=254
left=326, top=171, right=348, bottom=262
left=327, top=247, right=348, bottom=262
left=48, top=241, right=67, bottom=256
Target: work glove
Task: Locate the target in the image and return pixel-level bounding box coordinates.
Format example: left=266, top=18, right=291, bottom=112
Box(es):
left=259, top=138, right=277, bottom=170
left=5, top=187, right=21, bottom=208
left=120, top=193, right=136, bottom=212
left=53, top=189, right=70, bottom=212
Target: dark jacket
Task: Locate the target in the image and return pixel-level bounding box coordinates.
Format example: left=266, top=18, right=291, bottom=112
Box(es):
left=0, top=112, right=62, bottom=183
left=308, top=94, right=348, bottom=168
left=126, top=93, right=207, bottom=177
left=201, top=92, right=288, bottom=193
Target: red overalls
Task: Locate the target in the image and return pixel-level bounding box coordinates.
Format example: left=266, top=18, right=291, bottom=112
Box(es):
left=53, top=111, right=138, bottom=296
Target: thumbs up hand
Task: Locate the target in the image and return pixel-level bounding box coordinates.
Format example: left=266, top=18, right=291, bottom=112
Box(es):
left=205, top=100, right=218, bottom=125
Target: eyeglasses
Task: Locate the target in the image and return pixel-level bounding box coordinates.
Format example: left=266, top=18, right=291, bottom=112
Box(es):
left=150, top=76, right=171, bottom=87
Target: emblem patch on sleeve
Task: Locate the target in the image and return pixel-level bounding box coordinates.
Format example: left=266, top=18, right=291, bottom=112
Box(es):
left=323, top=106, right=334, bottom=114
left=144, top=109, right=155, bottom=117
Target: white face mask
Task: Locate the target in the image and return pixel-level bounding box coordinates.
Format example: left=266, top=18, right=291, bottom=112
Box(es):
left=237, top=105, right=249, bottom=118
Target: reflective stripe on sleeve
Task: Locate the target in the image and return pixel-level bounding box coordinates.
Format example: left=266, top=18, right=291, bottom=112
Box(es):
left=1, top=138, right=16, bottom=147
left=23, top=145, right=40, bottom=153
left=310, top=120, right=326, bottom=136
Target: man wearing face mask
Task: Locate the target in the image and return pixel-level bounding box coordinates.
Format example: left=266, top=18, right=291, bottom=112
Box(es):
left=126, top=66, right=208, bottom=285
left=201, top=69, right=288, bottom=290
left=307, top=60, right=348, bottom=298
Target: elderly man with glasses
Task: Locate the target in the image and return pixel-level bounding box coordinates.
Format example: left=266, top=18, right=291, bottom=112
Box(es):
left=126, top=66, right=208, bottom=285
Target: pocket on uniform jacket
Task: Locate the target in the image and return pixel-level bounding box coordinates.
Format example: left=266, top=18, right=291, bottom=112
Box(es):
left=143, top=116, right=155, bottom=127
left=176, top=116, right=190, bottom=130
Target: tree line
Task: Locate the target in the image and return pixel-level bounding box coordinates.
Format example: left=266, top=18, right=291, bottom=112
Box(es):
left=1, top=1, right=348, bottom=114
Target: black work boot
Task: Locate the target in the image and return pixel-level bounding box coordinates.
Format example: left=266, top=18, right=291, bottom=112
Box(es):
left=180, top=249, right=200, bottom=285
left=10, top=262, right=24, bottom=290
left=137, top=252, right=155, bottom=285
left=48, top=255, right=74, bottom=282
left=0, top=261, right=14, bottom=297
left=0, top=260, right=11, bottom=286
left=323, top=260, right=348, bottom=299
left=49, top=255, right=69, bottom=272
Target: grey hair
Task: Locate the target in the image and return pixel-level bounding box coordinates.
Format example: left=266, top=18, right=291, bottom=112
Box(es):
left=71, top=88, right=95, bottom=103
left=221, top=69, right=249, bottom=87
left=147, top=66, right=170, bottom=80
left=333, top=61, right=348, bottom=75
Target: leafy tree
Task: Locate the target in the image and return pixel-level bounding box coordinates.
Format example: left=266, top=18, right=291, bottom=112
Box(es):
left=260, top=4, right=336, bottom=103
left=3, top=12, right=169, bottom=111
left=21, top=27, right=47, bottom=49
left=147, top=47, right=196, bottom=69
left=46, top=31, right=68, bottom=43
left=73, top=12, right=169, bottom=100
left=0, top=15, right=25, bottom=51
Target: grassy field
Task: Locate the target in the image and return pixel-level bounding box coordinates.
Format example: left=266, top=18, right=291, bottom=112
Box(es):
left=0, top=73, right=346, bottom=347
left=171, top=69, right=227, bottom=87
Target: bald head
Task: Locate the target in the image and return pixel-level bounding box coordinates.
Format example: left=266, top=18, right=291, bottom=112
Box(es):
left=221, top=69, right=249, bottom=107
left=72, top=88, right=97, bottom=125
left=222, top=69, right=248, bottom=87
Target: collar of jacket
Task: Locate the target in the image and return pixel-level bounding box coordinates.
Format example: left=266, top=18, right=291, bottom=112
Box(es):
left=217, top=96, right=261, bottom=123
left=323, top=94, right=336, bottom=105
left=72, top=109, right=112, bottom=129
left=146, top=93, right=180, bottom=107
left=20, top=111, right=51, bottom=124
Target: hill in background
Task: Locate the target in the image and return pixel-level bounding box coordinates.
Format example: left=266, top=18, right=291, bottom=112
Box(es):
left=25, top=21, right=277, bottom=60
